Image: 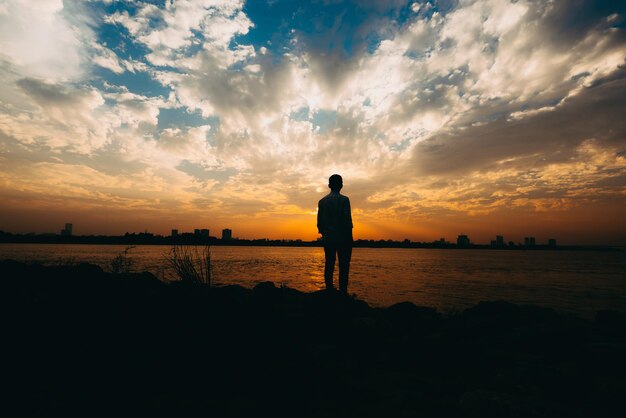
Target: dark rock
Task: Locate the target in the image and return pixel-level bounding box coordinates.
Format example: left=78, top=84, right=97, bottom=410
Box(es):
left=213, top=284, right=249, bottom=301
left=74, top=262, right=104, bottom=275
left=251, top=281, right=281, bottom=305
left=463, top=301, right=559, bottom=329
left=463, top=300, right=522, bottom=320
left=595, top=310, right=626, bottom=330
left=459, top=389, right=549, bottom=418
left=253, top=281, right=278, bottom=293
left=387, top=301, right=440, bottom=321
left=2, top=259, right=625, bottom=418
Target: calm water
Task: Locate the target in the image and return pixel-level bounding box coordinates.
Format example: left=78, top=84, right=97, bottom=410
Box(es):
left=1, top=244, right=625, bottom=317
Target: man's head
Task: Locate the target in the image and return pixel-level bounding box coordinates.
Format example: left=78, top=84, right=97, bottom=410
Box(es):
left=328, top=174, right=343, bottom=192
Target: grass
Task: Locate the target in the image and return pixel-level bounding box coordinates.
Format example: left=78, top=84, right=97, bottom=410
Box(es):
left=109, top=246, right=135, bottom=274
left=166, top=245, right=212, bottom=286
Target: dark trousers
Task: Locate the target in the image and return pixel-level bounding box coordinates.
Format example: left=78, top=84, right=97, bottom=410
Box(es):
left=323, top=239, right=352, bottom=293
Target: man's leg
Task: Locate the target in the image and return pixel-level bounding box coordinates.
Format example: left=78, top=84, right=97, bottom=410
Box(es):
left=337, top=242, right=352, bottom=294
left=323, top=241, right=337, bottom=290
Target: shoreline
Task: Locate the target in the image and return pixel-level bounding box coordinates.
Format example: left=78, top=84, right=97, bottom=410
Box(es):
left=3, top=260, right=626, bottom=417
left=1, top=235, right=623, bottom=251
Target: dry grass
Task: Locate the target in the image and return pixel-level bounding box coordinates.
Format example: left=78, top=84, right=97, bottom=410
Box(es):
left=109, top=246, right=135, bottom=274
left=166, top=245, right=212, bottom=286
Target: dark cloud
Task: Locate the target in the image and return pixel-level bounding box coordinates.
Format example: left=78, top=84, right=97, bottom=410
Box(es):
left=287, top=0, right=408, bottom=90
left=532, top=0, right=626, bottom=47
left=387, top=75, right=462, bottom=125
left=411, top=73, right=626, bottom=176
left=17, top=78, right=79, bottom=105
left=176, top=160, right=237, bottom=182
left=181, top=50, right=293, bottom=127
left=15, top=77, right=103, bottom=125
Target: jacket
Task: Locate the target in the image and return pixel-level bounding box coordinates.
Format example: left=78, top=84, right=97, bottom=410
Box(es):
left=317, top=191, right=353, bottom=241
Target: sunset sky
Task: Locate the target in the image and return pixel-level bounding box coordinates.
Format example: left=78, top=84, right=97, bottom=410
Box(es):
left=1, top=0, right=625, bottom=244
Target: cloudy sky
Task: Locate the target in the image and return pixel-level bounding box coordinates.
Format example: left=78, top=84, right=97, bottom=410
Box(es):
left=1, top=0, right=625, bottom=244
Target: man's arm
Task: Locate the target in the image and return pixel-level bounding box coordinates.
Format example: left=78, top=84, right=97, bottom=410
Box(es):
left=344, top=197, right=353, bottom=229
left=317, top=200, right=323, bottom=234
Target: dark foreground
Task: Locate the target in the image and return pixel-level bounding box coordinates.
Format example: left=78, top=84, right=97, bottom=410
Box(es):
left=3, top=260, right=625, bottom=417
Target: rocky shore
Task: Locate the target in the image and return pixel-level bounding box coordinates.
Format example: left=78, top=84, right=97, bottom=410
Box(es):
left=3, top=260, right=625, bottom=417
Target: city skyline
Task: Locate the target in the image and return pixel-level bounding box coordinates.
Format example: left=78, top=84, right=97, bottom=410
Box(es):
left=1, top=221, right=568, bottom=247
left=0, top=204, right=622, bottom=245
left=1, top=1, right=626, bottom=245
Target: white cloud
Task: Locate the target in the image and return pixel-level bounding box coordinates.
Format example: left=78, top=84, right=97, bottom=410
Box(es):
left=0, top=0, right=87, bottom=81
left=91, top=43, right=126, bottom=74
left=106, top=0, right=252, bottom=67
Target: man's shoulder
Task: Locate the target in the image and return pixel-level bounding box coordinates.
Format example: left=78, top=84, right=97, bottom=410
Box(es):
left=319, top=192, right=349, bottom=204
left=318, top=193, right=330, bottom=204
left=319, top=192, right=335, bottom=202
left=337, top=193, right=350, bottom=203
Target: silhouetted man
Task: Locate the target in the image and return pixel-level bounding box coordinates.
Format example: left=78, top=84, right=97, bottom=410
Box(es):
left=317, top=174, right=353, bottom=294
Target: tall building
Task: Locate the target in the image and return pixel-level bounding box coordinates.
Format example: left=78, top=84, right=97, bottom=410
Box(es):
left=457, top=234, right=470, bottom=247
left=194, top=229, right=209, bottom=238
left=524, top=237, right=536, bottom=247
left=548, top=238, right=557, bottom=247
left=60, top=223, right=72, bottom=236
left=222, top=228, right=232, bottom=240
left=171, top=229, right=178, bottom=237
left=496, top=235, right=504, bottom=247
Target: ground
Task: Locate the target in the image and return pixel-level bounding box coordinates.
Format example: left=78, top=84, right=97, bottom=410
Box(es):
left=2, top=260, right=625, bottom=417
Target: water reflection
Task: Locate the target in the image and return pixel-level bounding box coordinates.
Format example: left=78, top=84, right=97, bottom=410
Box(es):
left=304, top=248, right=326, bottom=292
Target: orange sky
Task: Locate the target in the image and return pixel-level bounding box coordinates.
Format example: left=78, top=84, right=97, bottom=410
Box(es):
left=1, top=189, right=624, bottom=245
left=0, top=1, right=625, bottom=245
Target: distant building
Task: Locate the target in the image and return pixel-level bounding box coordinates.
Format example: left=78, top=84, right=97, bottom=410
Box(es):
left=60, top=223, right=72, bottom=236
left=548, top=238, right=557, bottom=247
left=457, top=234, right=470, bottom=247
left=195, top=229, right=209, bottom=238
left=171, top=229, right=178, bottom=237
left=496, top=235, right=504, bottom=247
left=524, top=237, right=536, bottom=247
left=222, top=228, right=232, bottom=240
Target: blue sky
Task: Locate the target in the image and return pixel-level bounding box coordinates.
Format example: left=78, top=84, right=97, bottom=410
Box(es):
left=0, top=0, right=625, bottom=243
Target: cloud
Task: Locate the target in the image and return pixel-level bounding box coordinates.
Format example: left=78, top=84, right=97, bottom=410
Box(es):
left=105, top=0, right=251, bottom=66
left=91, top=43, right=126, bottom=74
left=0, top=0, right=89, bottom=81
left=411, top=73, right=626, bottom=176
left=0, top=0, right=625, bottom=241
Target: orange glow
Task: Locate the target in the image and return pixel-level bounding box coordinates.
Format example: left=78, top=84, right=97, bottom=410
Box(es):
left=2, top=192, right=625, bottom=245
